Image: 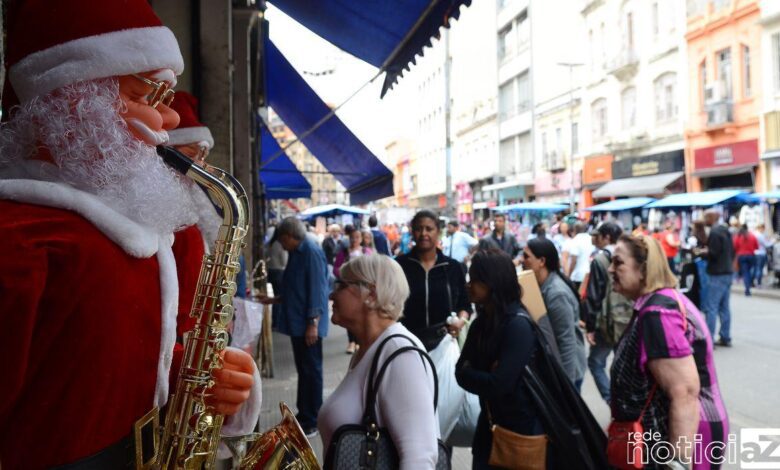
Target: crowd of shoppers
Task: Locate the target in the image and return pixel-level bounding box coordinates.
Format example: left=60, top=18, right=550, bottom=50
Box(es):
left=264, top=209, right=735, bottom=469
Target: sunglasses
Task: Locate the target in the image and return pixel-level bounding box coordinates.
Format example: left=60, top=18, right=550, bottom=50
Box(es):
left=132, top=74, right=175, bottom=109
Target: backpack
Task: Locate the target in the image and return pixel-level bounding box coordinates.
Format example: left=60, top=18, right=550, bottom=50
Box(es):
left=593, top=250, right=633, bottom=345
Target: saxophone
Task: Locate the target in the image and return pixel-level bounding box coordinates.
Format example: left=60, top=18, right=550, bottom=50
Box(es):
left=156, top=145, right=250, bottom=468
left=155, top=146, right=319, bottom=470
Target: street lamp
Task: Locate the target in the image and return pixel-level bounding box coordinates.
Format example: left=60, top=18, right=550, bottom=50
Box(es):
left=557, top=62, right=583, bottom=215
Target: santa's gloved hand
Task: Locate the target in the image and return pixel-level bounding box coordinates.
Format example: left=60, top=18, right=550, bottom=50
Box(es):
left=208, top=348, right=255, bottom=415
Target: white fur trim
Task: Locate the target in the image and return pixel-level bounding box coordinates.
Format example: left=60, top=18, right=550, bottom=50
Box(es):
left=9, top=26, right=184, bottom=102
left=0, top=179, right=160, bottom=257
left=153, top=241, right=179, bottom=407
left=219, top=347, right=262, bottom=459
left=168, top=127, right=214, bottom=149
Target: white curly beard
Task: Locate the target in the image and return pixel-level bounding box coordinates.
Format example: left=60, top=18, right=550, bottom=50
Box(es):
left=0, top=78, right=198, bottom=235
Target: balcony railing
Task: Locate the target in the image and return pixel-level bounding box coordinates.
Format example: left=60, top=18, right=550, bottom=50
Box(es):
left=499, top=102, right=531, bottom=120
left=541, top=151, right=566, bottom=172
left=705, top=101, right=733, bottom=127
left=608, top=48, right=639, bottom=81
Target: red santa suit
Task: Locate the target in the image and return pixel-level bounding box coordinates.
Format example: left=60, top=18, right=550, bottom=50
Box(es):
left=0, top=180, right=182, bottom=468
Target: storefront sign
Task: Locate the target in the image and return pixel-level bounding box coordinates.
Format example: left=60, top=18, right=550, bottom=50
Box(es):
left=534, top=170, right=581, bottom=195
left=583, top=154, right=613, bottom=185
left=612, top=150, right=684, bottom=179
left=694, top=140, right=759, bottom=170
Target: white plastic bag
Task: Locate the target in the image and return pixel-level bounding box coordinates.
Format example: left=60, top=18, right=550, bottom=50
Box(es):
left=446, top=390, right=480, bottom=447
left=231, top=297, right=264, bottom=350
left=428, top=335, right=465, bottom=440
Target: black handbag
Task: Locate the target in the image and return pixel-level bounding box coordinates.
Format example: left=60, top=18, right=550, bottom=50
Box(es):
left=324, top=334, right=452, bottom=470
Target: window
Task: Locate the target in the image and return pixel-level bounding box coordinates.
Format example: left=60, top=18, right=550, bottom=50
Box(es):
left=625, top=12, right=634, bottom=50
left=518, top=133, right=533, bottom=172
left=654, top=73, right=677, bottom=122
left=517, top=72, right=531, bottom=112
left=652, top=2, right=659, bottom=38
left=700, top=59, right=708, bottom=109
left=498, top=26, right=513, bottom=61
left=571, top=122, right=579, bottom=155
left=541, top=131, right=548, bottom=161
left=716, top=47, right=732, bottom=100
left=517, top=12, right=530, bottom=47
left=499, top=81, right=515, bottom=118
left=555, top=127, right=563, bottom=155
left=589, top=29, right=595, bottom=69
left=743, top=45, right=751, bottom=98
left=621, top=87, right=637, bottom=129
left=774, top=33, right=780, bottom=92
left=499, top=137, right=516, bottom=174
left=600, top=23, right=606, bottom=64
left=591, top=98, right=608, bottom=140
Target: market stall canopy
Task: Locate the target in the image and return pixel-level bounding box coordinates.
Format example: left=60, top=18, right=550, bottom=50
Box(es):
left=743, top=191, right=780, bottom=202
left=300, top=204, right=371, bottom=219
left=265, top=39, right=393, bottom=205
left=591, top=172, right=684, bottom=198
left=259, top=127, right=312, bottom=199
left=269, top=0, right=472, bottom=97
left=492, top=202, right=569, bottom=213
left=584, top=197, right=655, bottom=212
left=645, top=189, right=746, bottom=208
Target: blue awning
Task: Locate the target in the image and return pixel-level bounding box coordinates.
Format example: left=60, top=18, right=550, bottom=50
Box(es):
left=259, top=127, right=312, bottom=200
left=748, top=191, right=780, bottom=201
left=585, top=197, right=655, bottom=212
left=492, top=202, right=569, bottom=213
left=300, top=204, right=371, bottom=219
left=269, top=0, right=472, bottom=96
left=645, top=190, right=746, bottom=208
left=264, top=39, right=394, bottom=205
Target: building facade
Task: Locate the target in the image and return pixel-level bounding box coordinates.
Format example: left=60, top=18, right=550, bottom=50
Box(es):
left=685, top=0, right=764, bottom=192
left=760, top=0, right=780, bottom=190
left=580, top=0, right=688, bottom=206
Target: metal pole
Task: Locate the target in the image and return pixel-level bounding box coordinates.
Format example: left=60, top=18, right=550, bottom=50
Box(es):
left=557, top=62, right=583, bottom=214
left=444, top=29, right=453, bottom=217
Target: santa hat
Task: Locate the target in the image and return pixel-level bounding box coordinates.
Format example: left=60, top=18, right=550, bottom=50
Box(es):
left=167, top=92, right=214, bottom=149
left=6, top=0, right=184, bottom=103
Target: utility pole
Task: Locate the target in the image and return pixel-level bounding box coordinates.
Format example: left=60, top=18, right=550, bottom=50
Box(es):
left=444, top=28, right=453, bottom=218
left=557, top=62, right=583, bottom=214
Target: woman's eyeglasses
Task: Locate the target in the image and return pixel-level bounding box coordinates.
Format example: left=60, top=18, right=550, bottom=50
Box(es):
left=334, top=279, right=369, bottom=291
left=132, top=74, right=175, bottom=108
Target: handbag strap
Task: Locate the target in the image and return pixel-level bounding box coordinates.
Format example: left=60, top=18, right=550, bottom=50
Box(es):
left=364, top=334, right=438, bottom=426
left=637, top=289, right=689, bottom=422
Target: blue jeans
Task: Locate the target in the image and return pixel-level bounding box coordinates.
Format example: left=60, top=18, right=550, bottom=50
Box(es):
left=738, top=255, right=757, bottom=294
left=587, top=330, right=612, bottom=403
left=755, top=254, right=768, bottom=286
left=290, top=336, right=323, bottom=428
left=704, top=274, right=732, bottom=342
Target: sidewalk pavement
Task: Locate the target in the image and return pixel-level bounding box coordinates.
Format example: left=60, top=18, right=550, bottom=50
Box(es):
left=730, top=284, right=780, bottom=300
left=257, top=320, right=612, bottom=469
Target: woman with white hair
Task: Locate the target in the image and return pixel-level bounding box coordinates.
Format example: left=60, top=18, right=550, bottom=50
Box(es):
left=319, top=254, right=440, bottom=469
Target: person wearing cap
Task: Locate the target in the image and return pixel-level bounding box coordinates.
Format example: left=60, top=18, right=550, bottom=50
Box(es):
left=582, top=222, right=633, bottom=403
left=0, top=2, right=257, bottom=467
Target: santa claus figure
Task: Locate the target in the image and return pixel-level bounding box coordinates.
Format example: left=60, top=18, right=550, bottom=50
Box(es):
left=0, top=1, right=258, bottom=468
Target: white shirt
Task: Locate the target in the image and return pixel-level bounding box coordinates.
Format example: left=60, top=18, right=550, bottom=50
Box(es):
left=318, top=323, right=439, bottom=469
left=569, top=233, right=594, bottom=282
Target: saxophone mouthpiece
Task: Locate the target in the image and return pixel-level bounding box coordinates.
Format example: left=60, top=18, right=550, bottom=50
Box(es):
left=156, top=145, right=194, bottom=176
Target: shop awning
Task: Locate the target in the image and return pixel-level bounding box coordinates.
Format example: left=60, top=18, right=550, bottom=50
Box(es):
left=492, top=202, right=569, bottom=213
left=265, top=39, right=394, bottom=205
left=269, top=0, right=472, bottom=97
left=260, top=127, right=312, bottom=200
left=691, top=164, right=755, bottom=178
left=300, top=204, right=371, bottom=219
left=645, top=189, right=746, bottom=208
left=585, top=197, right=655, bottom=212
left=592, top=172, right=683, bottom=198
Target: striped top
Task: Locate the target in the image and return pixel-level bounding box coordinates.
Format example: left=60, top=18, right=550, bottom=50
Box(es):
left=610, top=288, right=729, bottom=469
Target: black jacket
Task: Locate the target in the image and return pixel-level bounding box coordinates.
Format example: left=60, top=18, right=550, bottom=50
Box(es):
left=322, top=237, right=338, bottom=266
left=490, top=230, right=521, bottom=258
left=395, top=249, right=471, bottom=336
left=707, top=225, right=734, bottom=275
left=584, top=249, right=610, bottom=332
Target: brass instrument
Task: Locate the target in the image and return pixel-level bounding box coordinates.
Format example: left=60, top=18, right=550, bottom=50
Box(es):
left=156, top=146, right=319, bottom=469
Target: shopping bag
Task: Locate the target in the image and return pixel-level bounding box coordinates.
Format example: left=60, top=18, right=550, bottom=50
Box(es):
left=429, top=335, right=466, bottom=439
left=446, top=390, right=480, bottom=447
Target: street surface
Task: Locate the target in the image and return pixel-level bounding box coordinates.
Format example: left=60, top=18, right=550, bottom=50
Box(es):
left=257, top=291, right=780, bottom=469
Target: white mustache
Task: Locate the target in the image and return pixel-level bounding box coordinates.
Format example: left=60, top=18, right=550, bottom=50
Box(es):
left=127, top=118, right=169, bottom=146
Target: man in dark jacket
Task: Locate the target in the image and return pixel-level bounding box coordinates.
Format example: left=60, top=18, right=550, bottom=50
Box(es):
left=703, top=210, right=735, bottom=347
left=583, top=222, right=632, bottom=403
left=321, top=224, right=341, bottom=266
left=490, top=213, right=521, bottom=264
left=369, top=215, right=391, bottom=255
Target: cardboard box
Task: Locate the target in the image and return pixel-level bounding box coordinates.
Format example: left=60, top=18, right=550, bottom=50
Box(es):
left=517, top=270, right=547, bottom=322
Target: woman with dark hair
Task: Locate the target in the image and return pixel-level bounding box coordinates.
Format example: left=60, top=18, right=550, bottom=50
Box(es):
left=733, top=224, right=759, bottom=295
left=395, top=210, right=472, bottom=350
left=523, top=237, right=587, bottom=389
left=455, top=249, right=547, bottom=469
